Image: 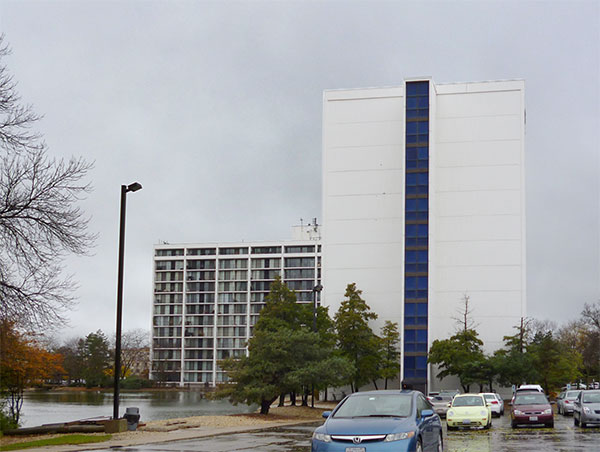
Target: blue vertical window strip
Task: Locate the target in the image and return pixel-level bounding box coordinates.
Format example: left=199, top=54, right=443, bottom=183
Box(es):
left=403, top=81, right=429, bottom=383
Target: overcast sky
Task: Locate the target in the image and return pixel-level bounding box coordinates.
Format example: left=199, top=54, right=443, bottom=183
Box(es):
left=1, top=0, right=598, bottom=342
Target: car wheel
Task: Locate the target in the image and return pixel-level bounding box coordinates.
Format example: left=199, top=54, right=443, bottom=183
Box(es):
left=416, top=438, right=424, bottom=452
left=484, top=419, right=491, bottom=429
left=581, top=421, right=587, bottom=428
left=558, top=405, right=562, bottom=415
left=447, top=425, right=457, bottom=431
left=546, top=422, right=554, bottom=428
left=511, top=420, right=518, bottom=428
left=574, top=415, right=580, bottom=426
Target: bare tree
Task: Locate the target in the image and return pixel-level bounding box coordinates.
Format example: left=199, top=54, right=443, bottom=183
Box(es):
left=119, top=329, right=150, bottom=379
left=0, top=35, right=95, bottom=330
left=582, top=302, right=600, bottom=331
left=452, top=293, right=478, bottom=332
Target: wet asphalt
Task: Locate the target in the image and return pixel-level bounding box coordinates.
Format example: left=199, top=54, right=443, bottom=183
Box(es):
left=92, top=411, right=599, bottom=452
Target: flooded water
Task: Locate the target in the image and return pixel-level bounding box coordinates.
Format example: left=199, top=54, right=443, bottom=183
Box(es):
left=20, top=390, right=256, bottom=427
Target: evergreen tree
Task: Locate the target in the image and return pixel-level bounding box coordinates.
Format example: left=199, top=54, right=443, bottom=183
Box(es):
left=379, top=321, right=401, bottom=389
left=334, top=283, right=380, bottom=392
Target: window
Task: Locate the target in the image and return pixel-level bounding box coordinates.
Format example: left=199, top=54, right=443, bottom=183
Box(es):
left=251, top=246, right=281, bottom=254
left=155, top=260, right=184, bottom=271
left=187, top=248, right=216, bottom=256
left=187, top=271, right=215, bottom=281
left=219, top=247, right=248, bottom=255
left=185, top=304, right=214, bottom=314
left=218, top=281, right=247, bottom=292
left=404, top=328, right=428, bottom=352
left=284, top=269, right=314, bottom=279
left=186, top=282, right=215, bottom=292
left=155, top=249, right=184, bottom=257
left=284, top=245, right=315, bottom=254
left=251, top=258, right=281, bottom=269
left=155, top=294, right=183, bottom=304
left=217, top=293, right=247, bottom=303
left=186, top=260, right=216, bottom=270
left=186, top=293, right=215, bottom=303
left=404, top=303, right=428, bottom=326
left=219, top=259, right=248, bottom=269
left=250, top=269, right=281, bottom=280
left=218, top=270, right=248, bottom=281
left=284, top=257, right=315, bottom=268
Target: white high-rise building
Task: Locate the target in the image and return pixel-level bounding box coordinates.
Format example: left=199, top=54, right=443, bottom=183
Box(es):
left=150, top=225, right=321, bottom=386
left=322, top=78, right=526, bottom=392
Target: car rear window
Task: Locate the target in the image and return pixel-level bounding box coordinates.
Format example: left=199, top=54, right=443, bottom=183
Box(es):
left=484, top=394, right=496, bottom=401
left=514, top=394, right=548, bottom=405
left=566, top=391, right=580, bottom=398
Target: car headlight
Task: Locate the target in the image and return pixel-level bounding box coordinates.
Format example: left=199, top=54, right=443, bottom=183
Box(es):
left=480, top=410, right=488, bottom=416
left=583, top=407, right=591, bottom=414
left=385, top=431, right=415, bottom=442
left=447, top=410, right=455, bottom=417
left=514, top=410, right=524, bottom=415
left=543, top=409, right=552, bottom=415
left=312, top=432, right=332, bottom=442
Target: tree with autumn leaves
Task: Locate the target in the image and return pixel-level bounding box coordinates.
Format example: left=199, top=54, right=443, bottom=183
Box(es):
left=0, top=321, right=64, bottom=428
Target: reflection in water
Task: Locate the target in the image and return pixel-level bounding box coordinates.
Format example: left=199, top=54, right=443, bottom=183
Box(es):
left=20, top=390, right=256, bottom=428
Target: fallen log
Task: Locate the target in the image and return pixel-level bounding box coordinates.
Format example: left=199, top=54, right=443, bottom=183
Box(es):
left=5, top=424, right=105, bottom=435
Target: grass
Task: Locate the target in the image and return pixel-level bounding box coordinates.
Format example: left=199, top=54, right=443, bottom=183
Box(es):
left=0, top=434, right=112, bottom=451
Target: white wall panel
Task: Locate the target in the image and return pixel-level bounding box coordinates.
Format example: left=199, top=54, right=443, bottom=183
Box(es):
left=435, top=240, right=521, bottom=266
left=436, top=116, right=521, bottom=143
left=435, top=190, right=521, bottom=217
left=436, top=165, right=521, bottom=192
left=436, top=140, right=521, bottom=168
left=326, top=121, right=403, bottom=148
left=327, top=218, right=403, bottom=245
left=327, top=169, right=403, bottom=196
left=436, top=90, right=521, bottom=117
left=326, top=193, right=404, bottom=221
left=326, top=97, right=403, bottom=123
left=324, top=243, right=402, bottom=269
left=436, top=215, right=521, bottom=241
left=434, top=265, right=522, bottom=292
left=326, top=145, right=403, bottom=172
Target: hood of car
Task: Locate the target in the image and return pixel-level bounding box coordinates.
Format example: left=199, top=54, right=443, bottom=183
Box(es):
left=324, top=417, right=413, bottom=435
left=449, top=406, right=488, bottom=416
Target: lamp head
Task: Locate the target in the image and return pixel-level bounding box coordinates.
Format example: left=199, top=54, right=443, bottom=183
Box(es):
left=126, top=182, right=142, bottom=192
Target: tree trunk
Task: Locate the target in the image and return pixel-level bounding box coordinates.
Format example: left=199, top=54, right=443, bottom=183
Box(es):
left=290, top=392, right=296, bottom=406
left=278, top=393, right=285, bottom=407
left=302, top=387, right=309, bottom=406
left=372, top=379, right=379, bottom=390
left=260, top=396, right=277, bottom=415
left=324, top=387, right=328, bottom=402
left=385, top=378, right=388, bottom=390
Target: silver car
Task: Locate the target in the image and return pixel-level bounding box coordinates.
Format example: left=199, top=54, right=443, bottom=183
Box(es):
left=556, top=390, right=581, bottom=415
left=573, top=390, right=600, bottom=427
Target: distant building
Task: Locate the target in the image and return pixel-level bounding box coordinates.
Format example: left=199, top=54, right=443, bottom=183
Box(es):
left=322, top=78, right=526, bottom=393
left=150, top=225, right=321, bottom=386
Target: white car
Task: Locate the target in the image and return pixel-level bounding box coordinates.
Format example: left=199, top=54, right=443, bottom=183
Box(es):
left=481, top=393, right=503, bottom=417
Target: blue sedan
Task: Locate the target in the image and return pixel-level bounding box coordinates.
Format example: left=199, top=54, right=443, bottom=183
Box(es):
left=312, top=390, right=443, bottom=452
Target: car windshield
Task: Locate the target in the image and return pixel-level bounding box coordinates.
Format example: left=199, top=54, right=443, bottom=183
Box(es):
left=582, top=393, right=600, bottom=403
left=432, top=396, right=451, bottom=402
left=514, top=394, right=548, bottom=405
left=566, top=391, right=581, bottom=398
left=452, top=396, right=484, bottom=407
left=333, top=394, right=412, bottom=418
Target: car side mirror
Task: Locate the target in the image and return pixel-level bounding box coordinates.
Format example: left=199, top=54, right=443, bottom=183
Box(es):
left=421, top=409, right=434, bottom=418
left=447, top=403, right=451, bottom=408
left=322, top=411, right=331, bottom=419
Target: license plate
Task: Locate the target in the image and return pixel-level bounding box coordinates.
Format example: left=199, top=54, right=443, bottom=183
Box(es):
left=346, top=448, right=366, bottom=452
left=462, top=419, right=471, bottom=424
left=529, top=416, right=538, bottom=421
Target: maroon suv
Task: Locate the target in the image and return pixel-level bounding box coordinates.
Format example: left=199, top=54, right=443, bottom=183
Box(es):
left=511, top=391, right=554, bottom=428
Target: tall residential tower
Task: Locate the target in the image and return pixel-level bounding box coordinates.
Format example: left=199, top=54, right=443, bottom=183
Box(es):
left=322, top=78, right=526, bottom=392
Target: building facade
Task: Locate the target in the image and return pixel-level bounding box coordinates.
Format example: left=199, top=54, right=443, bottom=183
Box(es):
left=322, top=78, right=526, bottom=393
left=151, top=233, right=321, bottom=386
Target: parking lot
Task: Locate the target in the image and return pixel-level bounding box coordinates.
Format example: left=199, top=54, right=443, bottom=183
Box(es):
left=92, top=411, right=599, bottom=452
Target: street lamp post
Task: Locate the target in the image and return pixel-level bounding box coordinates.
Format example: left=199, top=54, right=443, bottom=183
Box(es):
left=113, top=182, right=142, bottom=420
left=311, top=284, right=323, bottom=408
